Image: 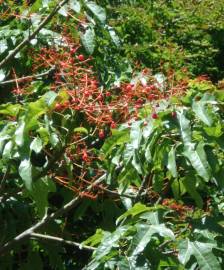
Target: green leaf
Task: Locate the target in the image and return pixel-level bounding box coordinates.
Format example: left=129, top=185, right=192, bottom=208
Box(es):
left=19, top=158, right=33, bottom=190
left=117, top=165, right=141, bottom=192
left=172, top=178, right=188, bottom=200
left=0, top=69, right=6, bottom=82
left=58, top=5, right=68, bottom=17
left=184, top=142, right=211, bottom=182
left=15, top=121, right=25, bottom=147
left=74, top=127, right=88, bottom=134
left=139, top=211, right=162, bottom=225
left=142, top=120, right=154, bottom=139
left=0, top=40, right=8, bottom=54
left=82, top=229, right=104, bottom=247
left=167, top=146, right=178, bottom=178
left=81, top=27, right=95, bottom=55
left=69, top=0, right=81, bottom=13
left=30, top=137, right=43, bottom=154
left=106, top=25, right=120, bottom=47
left=177, top=109, right=191, bottom=145
left=192, top=100, right=213, bottom=126
left=123, top=143, right=134, bottom=164
left=131, top=151, right=142, bottom=174
left=0, top=103, right=21, bottom=116
left=49, top=132, right=60, bottom=147
left=204, top=123, right=223, bottom=137
left=130, top=121, right=142, bottom=149
left=102, top=129, right=130, bottom=156
left=2, top=140, right=13, bottom=159
left=182, top=176, right=203, bottom=208
left=178, top=239, right=221, bottom=270
left=23, top=98, right=47, bottom=133
left=43, top=91, right=58, bottom=106
left=37, top=127, right=49, bottom=145
left=131, top=223, right=175, bottom=256
left=94, top=226, right=129, bottom=261
left=116, top=203, right=149, bottom=224
left=86, top=2, right=106, bottom=24
left=30, top=177, right=56, bottom=218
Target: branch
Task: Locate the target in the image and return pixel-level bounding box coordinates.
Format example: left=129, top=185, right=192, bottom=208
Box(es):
left=96, top=185, right=136, bottom=199
left=0, top=66, right=56, bottom=85
left=30, top=233, right=96, bottom=251
left=0, top=175, right=105, bottom=256
left=0, top=196, right=80, bottom=256
left=0, top=0, right=69, bottom=69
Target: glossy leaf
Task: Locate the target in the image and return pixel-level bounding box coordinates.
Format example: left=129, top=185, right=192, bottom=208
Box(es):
left=130, top=121, right=142, bottom=149
left=177, top=109, right=191, bottom=145
left=131, top=223, right=175, bottom=256
left=184, top=142, right=211, bottom=182
left=106, top=25, right=120, bottom=47
left=19, top=158, right=33, bottom=190
left=86, top=2, right=106, bottom=24
left=192, top=101, right=213, bottom=126
left=81, top=27, right=95, bottom=55
left=178, top=239, right=221, bottom=270
left=69, top=0, right=81, bottom=13
left=167, top=146, right=178, bottom=178
left=102, top=129, right=130, bottom=156
left=15, top=121, right=25, bottom=147
left=30, top=137, right=43, bottom=154
left=116, top=203, right=149, bottom=224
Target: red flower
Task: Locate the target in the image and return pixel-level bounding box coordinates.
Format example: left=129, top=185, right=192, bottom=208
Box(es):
left=99, top=129, right=105, bottom=139
left=78, top=54, right=85, bottom=61
left=126, top=84, right=133, bottom=91
left=152, top=113, right=158, bottom=119
left=110, top=121, right=117, bottom=129
left=82, top=150, right=88, bottom=162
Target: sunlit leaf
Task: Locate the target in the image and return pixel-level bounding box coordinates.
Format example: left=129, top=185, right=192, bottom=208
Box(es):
left=178, top=239, right=221, bottom=270
left=81, top=27, right=95, bottom=55
left=30, top=137, right=43, bottom=154
left=184, top=142, right=211, bottom=182
left=167, top=146, right=177, bottom=178
left=86, top=2, right=106, bottom=24
left=19, top=158, right=33, bottom=190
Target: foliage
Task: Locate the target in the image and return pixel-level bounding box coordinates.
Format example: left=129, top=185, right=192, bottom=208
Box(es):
left=84, top=203, right=224, bottom=269
left=0, top=0, right=224, bottom=269
left=100, top=0, right=224, bottom=80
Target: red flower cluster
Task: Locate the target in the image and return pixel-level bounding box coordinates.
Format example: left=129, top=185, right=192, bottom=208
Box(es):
left=22, top=33, right=187, bottom=197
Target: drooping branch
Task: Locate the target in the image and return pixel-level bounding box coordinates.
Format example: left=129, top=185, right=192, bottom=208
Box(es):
left=0, top=0, right=69, bottom=69
left=0, top=175, right=105, bottom=256
left=30, top=233, right=96, bottom=251
left=0, top=196, right=80, bottom=256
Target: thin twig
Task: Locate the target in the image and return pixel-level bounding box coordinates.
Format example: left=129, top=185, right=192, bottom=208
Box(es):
left=30, top=233, right=96, bottom=251
left=100, top=186, right=136, bottom=199
left=0, top=0, right=69, bottom=69
left=0, top=66, right=55, bottom=85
